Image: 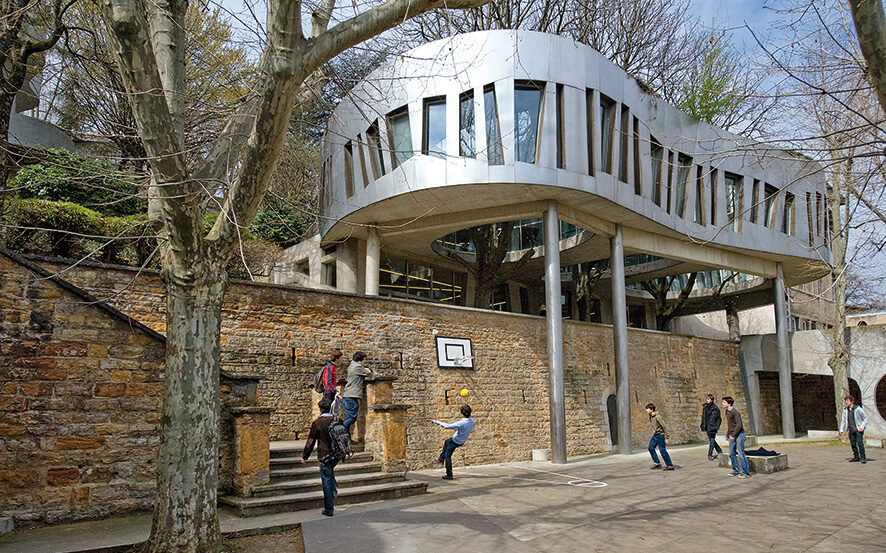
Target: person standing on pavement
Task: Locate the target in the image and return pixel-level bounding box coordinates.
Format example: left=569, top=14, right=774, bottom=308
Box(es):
left=701, top=393, right=723, bottom=461
left=299, top=397, right=338, bottom=516
left=646, top=403, right=675, bottom=471
left=839, top=395, right=868, bottom=464
left=723, top=396, right=751, bottom=479
left=433, top=405, right=475, bottom=480
left=339, top=351, right=373, bottom=439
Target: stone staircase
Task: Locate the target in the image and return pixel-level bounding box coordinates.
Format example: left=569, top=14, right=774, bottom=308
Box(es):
left=220, top=441, right=428, bottom=517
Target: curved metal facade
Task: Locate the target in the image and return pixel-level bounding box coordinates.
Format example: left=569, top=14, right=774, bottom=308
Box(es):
left=320, top=30, right=830, bottom=283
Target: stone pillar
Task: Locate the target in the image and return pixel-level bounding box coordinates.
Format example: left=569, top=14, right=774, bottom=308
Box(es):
left=773, top=263, right=796, bottom=439
left=364, top=376, right=409, bottom=471
left=231, top=407, right=272, bottom=497
left=365, top=226, right=380, bottom=296
left=610, top=225, right=632, bottom=454
left=544, top=200, right=567, bottom=464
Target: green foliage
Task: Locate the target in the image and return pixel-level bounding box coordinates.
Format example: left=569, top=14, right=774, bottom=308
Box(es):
left=677, top=39, right=742, bottom=125
left=10, top=149, right=144, bottom=216
left=249, top=202, right=309, bottom=249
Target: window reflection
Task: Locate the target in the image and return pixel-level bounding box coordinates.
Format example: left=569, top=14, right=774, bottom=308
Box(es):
left=484, top=85, right=503, bottom=165
left=387, top=107, right=412, bottom=169
left=725, top=172, right=742, bottom=232
left=366, top=121, right=385, bottom=178
left=423, top=97, right=446, bottom=159
left=459, top=91, right=476, bottom=158
left=600, top=95, right=616, bottom=174
left=514, top=82, right=544, bottom=163
left=650, top=136, right=663, bottom=207
left=675, top=154, right=692, bottom=218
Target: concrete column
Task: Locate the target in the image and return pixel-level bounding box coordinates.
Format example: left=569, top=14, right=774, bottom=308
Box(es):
left=365, top=226, right=380, bottom=296
left=773, top=263, right=796, bottom=439
left=610, top=225, right=632, bottom=454
left=543, top=200, right=567, bottom=464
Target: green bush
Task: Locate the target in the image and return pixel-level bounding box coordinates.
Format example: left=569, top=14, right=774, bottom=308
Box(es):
left=250, top=202, right=308, bottom=249
left=10, top=149, right=144, bottom=216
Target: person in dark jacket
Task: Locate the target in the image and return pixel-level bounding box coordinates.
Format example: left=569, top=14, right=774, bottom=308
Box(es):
left=701, top=394, right=723, bottom=460
left=299, top=397, right=338, bottom=516
left=723, top=396, right=750, bottom=479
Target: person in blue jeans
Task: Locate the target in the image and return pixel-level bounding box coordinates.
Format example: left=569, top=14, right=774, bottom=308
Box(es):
left=645, top=403, right=674, bottom=470
left=723, top=396, right=751, bottom=479
left=701, top=393, right=723, bottom=460
left=434, top=405, right=475, bottom=480
left=299, top=397, right=339, bottom=516
left=340, top=351, right=373, bottom=439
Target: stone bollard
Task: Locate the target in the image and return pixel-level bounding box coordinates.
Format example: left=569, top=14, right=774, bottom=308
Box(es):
left=231, top=407, right=273, bottom=496
left=363, top=375, right=409, bottom=471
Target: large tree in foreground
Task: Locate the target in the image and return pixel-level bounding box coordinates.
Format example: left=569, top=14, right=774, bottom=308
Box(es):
left=95, top=0, right=488, bottom=551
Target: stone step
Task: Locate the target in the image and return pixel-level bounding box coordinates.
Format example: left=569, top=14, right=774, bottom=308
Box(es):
left=270, top=451, right=373, bottom=469
left=270, top=441, right=364, bottom=459
left=220, top=480, right=429, bottom=517
left=270, top=461, right=382, bottom=482
left=253, top=471, right=407, bottom=497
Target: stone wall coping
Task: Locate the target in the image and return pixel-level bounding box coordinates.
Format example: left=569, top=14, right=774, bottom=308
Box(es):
left=230, top=407, right=275, bottom=415
left=365, top=375, right=397, bottom=383
left=369, top=403, right=412, bottom=411
left=25, top=253, right=741, bottom=347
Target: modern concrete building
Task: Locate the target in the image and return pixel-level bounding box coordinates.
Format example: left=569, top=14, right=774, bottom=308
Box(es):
left=272, top=31, right=832, bottom=458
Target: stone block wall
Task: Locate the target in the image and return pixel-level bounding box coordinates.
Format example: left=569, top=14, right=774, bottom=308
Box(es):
left=32, top=258, right=745, bottom=471
left=0, top=254, right=164, bottom=524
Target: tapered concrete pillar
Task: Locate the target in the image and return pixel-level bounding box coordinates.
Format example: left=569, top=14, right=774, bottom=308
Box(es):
left=365, top=226, right=380, bottom=296
left=543, top=200, right=567, bottom=464
left=610, top=225, right=632, bottom=454
left=773, top=263, right=796, bottom=439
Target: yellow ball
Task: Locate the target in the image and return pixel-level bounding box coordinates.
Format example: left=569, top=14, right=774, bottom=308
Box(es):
left=459, top=388, right=470, bottom=398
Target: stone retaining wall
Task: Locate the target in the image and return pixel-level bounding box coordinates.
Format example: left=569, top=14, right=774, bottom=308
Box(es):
left=28, top=258, right=745, bottom=471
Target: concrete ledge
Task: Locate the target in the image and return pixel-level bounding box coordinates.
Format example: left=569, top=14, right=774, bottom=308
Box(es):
left=807, top=430, right=838, bottom=440
left=719, top=453, right=789, bottom=473
left=866, top=437, right=884, bottom=448
left=0, top=517, right=14, bottom=536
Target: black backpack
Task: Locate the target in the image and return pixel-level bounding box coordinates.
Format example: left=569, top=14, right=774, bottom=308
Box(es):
left=322, top=419, right=352, bottom=464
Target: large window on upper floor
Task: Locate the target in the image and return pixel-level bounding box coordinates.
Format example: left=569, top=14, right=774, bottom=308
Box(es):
left=483, top=85, right=503, bottom=165
left=366, top=121, right=386, bottom=178
left=600, top=94, right=616, bottom=174
left=675, top=154, right=692, bottom=218
left=556, top=84, right=565, bottom=169
left=514, top=81, right=545, bottom=163
left=725, top=172, right=743, bottom=232
left=633, top=116, right=642, bottom=195
left=585, top=89, right=595, bottom=175
left=750, top=179, right=761, bottom=224
left=764, top=184, right=779, bottom=228
left=710, top=169, right=718, bottom=226
left=806, top=192, right=814, bottom=246
left=694, top=166, right=705, bottom=225
left=650, top=136, right=663, bottom=207
left=344, top=141, right=354, bottom=198
left=459, top=91, right=476, bottom=158
left=423, top=96, right=446, bottom=159
left=815, top=192, right=824, bottom=236
left=386, top=106, right=413, bottom=169
left=619, top=105, right=630, bottom=183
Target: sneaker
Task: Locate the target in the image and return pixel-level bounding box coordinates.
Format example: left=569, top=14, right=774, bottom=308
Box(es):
left=441, top=475, right=454, bottom=480
left=662, top=466, right=675, bottom=471
left=849, top=458, right=860, bottom=462
left=707, top=455, right=714, bottom=461
left=738, top=473, right=751, bottom=479
left=861, top=459, right=867, bottom=464
left=650, top=464, right=661, bottom=470
left=727, top=472, right=739, bottom=477
left=321, top=510, right=334, bottom=517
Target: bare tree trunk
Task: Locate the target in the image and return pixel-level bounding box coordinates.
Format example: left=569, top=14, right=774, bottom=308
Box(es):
left=827, top=149, right=850, bottom=431
left=848, top=0, right=886, bottom=114
left=147, top=267, right=227, bottom=553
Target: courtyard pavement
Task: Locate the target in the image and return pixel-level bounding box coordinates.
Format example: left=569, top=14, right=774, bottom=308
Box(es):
left=2, top=441, right=883, bottom=553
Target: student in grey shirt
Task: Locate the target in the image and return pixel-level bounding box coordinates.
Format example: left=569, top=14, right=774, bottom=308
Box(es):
left=339, top=351, right=373, bottom=435
left=434, top=405, right=475, bottom=480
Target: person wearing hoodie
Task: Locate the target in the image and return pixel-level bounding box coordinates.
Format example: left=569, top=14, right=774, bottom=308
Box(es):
left=646, top=403, right=675, bottom=471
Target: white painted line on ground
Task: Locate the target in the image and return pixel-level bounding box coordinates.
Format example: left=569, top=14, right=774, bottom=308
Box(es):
left=455, top=464, right=608, bottom=488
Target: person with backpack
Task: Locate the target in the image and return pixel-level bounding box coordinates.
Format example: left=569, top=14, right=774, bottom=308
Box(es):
left=433, top=405, right=475, bottom=480
left=701, top=393, right=723, bottom=460
left=339, top=351, right=374, bottom=438
left=315, top=349, right=343, bottom=403
left=299, top=396, right=350, bottom=516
